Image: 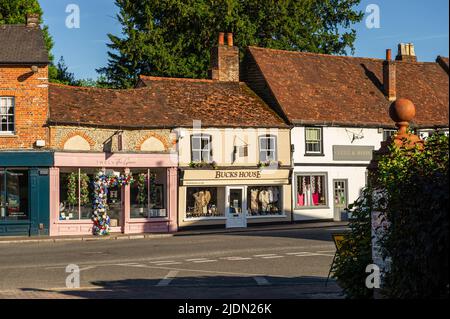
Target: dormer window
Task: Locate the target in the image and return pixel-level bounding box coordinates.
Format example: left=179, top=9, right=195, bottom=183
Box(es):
left=0, top=97, right=14, bottom=134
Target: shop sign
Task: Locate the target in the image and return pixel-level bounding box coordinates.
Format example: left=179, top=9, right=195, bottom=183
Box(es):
left=215, top=171, right=261, bottom=179
left=96, top=158, right=136, bottom=167
left=332, top=145, right=374, bottom=161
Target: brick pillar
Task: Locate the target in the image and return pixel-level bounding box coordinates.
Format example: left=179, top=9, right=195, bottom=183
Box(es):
left=167, top=167, right=178, bottom=232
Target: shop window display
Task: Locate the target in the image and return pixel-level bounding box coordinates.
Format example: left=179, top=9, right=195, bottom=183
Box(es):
left=59, top=168, right=96, bottom=220
left=296, top=174, right=327, bottom=208
left=0, top=169, right=29, bottom=220
left=130, top=169, right=166, bottom=218
left=186, top=187, right=223, bottom=218
left=247, top=186, right=282, bottom=216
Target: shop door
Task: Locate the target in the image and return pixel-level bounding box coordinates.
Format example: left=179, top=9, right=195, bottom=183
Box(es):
left=333, top=179, right=348, bottom=221
left=0, top=169, right=31, bottom=236
left=226, top=186, right=247, bottom=228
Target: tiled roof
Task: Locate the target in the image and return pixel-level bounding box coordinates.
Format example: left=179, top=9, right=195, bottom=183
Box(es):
left=48, top=78, right=288, bottom=128
left=0, top=25, right=49, bottom=64
left=246, top=46, right=449, bottom=128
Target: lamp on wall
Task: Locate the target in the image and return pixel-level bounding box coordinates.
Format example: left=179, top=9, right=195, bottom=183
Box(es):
left=31, top=65, right=39, bottom=73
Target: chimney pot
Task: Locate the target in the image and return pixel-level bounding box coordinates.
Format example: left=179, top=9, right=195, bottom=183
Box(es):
left=26, top=13, right=40, bottom=27
left=396, top=42, right=417, bottom=62
left=218, top=32, right=225, bottom=46
left=227, top=33, right=234, bottom=47
left=386, top=49, right=392, bottom=61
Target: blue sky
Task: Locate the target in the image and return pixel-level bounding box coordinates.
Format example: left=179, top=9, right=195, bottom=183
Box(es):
left=40, top=0, right=449, bottom=80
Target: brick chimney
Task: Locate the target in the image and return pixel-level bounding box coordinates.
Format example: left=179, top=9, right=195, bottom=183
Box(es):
left=396, top=43, right=417, bottom=62
left=209, top=32, right=239, bottom=82
left=26, top=13, right=40, bottom=27
left=383, top=49, right=397, bottom=101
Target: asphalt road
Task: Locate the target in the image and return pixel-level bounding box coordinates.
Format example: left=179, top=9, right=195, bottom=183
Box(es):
left=0, top=226, right=346, bottom=299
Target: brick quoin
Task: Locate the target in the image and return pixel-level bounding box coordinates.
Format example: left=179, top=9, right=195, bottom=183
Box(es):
left=0, top=65, right=49, bottom=150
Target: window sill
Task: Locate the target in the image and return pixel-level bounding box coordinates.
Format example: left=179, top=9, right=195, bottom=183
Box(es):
left=0, top=133, right=17, bottom=138
left=184, top=217, right=226, bottom=221
left=247, top=214, right=287, bottom=219
left=294, top=206, right=330, bottom=210
left=128, top=217, right=169, bottom=222
left=304, top=153, right=325, bottom=157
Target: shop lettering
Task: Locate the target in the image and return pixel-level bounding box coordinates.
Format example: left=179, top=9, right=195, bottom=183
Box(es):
left=96, top=158, right=136, bottom=167
left=215, top=171, right=261, bottom=179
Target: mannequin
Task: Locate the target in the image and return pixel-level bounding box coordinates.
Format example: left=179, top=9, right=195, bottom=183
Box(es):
left=304, top=184, right=313, bottom=207
left=250, top=188, right=259, bottom=214
left=259, top=189, right=270, bottom=213
left=193, top=190, right=211, bottom=216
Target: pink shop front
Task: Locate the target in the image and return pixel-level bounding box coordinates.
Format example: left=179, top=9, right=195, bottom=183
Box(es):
left=49, top=152, right=178, bottom=236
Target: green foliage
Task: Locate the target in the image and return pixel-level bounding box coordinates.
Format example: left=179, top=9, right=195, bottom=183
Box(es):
left=0, top=0, right=57, bottom=79
left=67, top=172, right=78, bottom=206
left=137, top=173, right=147, bottom=207
left=79, top=173, right=91, bottom=206
left=331, top=188, right=374, bottom=299
left=377, top=133, right=449, bottom=298
left=98, top=0, right=363, bottom=88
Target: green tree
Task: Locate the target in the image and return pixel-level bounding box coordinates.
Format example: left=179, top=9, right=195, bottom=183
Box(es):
left=0, top=0, right=58, bottom=79
left=98, top=0, right=363, bottom=88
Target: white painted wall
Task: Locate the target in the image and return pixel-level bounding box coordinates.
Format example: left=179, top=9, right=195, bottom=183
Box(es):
left=291, top=126, right=385, bottom=221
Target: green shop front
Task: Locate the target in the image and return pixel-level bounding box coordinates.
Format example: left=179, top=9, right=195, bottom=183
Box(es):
left=0, top=151, right=53, bottom=236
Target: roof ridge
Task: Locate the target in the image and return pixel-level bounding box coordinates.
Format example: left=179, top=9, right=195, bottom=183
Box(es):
left=248, top=46, right=385, bottom=62
left=49, top=82, right=151, bottom=92
left=139, top=75, right=216, bottom=83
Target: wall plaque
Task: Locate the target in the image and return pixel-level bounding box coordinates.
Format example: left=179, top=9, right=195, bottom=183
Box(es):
left=332, top=145, right=374, bottom=161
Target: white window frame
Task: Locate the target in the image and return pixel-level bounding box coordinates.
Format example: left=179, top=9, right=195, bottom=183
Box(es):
left=191, top=134, right=212, bottom=163
left=295, top=173, right=328, bottom=209
left=305, top=127, right=322, bottom=155
left=0, top=97, right=15, bottom=134
left=259, top=135, right=277, bottom=162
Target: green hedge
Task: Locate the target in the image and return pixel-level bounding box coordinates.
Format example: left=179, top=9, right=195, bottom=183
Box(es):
left=332, top=132, right=449, bottom=299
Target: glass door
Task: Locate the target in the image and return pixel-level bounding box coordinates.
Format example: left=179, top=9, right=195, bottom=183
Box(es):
left=0, top=169, right=29, bottom=221
left=333, top=179, right=348, bottom=221
left=226, top=186, right=247, bottom=228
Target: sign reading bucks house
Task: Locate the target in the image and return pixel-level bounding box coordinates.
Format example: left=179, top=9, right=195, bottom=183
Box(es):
left=182, top=169, right=289, bottom=186
left=215, top=170, right=261, bottom=179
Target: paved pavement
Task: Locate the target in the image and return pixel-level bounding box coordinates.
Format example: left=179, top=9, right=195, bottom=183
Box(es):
left=0, top=224, right=347, bottom=299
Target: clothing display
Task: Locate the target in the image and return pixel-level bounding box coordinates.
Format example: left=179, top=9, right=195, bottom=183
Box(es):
left=248, top=186, right=281, bottom=215
left=193, top=190, right=211, bottom=216
left=250, top=188, right=259, bottom=214
left=258, top=190, right=270, bottom=212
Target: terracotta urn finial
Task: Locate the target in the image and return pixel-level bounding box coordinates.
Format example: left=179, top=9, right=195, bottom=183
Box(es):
left=388, top=98, right=423, bottom=149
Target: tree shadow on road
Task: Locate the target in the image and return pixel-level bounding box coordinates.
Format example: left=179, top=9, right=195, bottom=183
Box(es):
left=18, top=275, right=343, bottom=299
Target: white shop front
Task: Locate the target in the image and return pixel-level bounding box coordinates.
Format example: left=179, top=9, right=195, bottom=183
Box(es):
left=178, top=168, right=292, bottom=229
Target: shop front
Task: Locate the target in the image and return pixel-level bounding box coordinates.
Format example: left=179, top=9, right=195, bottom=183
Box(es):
left=50, top=152, right=178, bottom=236
left=178, top=168, right=292, bottom=229
left=0, top=151, right=53, bottom=236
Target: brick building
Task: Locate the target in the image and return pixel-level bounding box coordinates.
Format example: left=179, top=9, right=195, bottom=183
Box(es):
left=0, top=15, right=52, bottom=236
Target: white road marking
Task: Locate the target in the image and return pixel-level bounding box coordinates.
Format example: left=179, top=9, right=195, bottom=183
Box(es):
left=286, top=252, right=310, bottom=255
left=156, top=271, right=179, bottom=286
left=221, top=257, right=252, bottom=261
left=186, top=258, right=208, bottom=261
left=253, top=276, right=271, bottom=286
left=316, top=250, right=336, bottom=253
left=153, top=262, right=182, bottom=266
left=261, top=255, right=284, bottom=259
left=192, top=260, right=217, bottom=263
left=253, top=254, right=278, bottom=257
left=79, top=266, right=96, bottom=271
left=149, top=261, right=175, bottom=264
